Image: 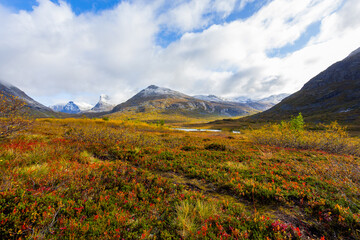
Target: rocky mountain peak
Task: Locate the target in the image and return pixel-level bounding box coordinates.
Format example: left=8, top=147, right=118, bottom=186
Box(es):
left=90, top=94, right=114, bottom=112
left=147, top=85, right=159, bottom=89
left=62, top=101, right=80, bottom=114
left=136, top=85, right=189, bottom=99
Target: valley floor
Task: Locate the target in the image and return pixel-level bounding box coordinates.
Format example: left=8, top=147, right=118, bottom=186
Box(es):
left=0, top=118, right=359, bottom=239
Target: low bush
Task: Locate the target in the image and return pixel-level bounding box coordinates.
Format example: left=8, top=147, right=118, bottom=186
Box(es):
left=181, top=146, right=198, bottom=151
left=248, top=114, right=360, bottom=156
left=204, top=143, right=227, bottom=151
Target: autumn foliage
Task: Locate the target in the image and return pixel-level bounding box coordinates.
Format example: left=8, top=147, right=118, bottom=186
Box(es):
left=0, top=93, right=32, bottom=139
left=0, top=117, right=359, bottom=239
left=248, top=113, right=360, bottom=156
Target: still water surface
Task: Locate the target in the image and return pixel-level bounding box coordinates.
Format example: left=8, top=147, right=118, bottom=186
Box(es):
left=173, top=128, right=240, bottom=134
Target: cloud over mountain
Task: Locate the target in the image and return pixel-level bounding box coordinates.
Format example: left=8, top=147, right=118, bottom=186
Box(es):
left=0, top=0, right=359, bottom=106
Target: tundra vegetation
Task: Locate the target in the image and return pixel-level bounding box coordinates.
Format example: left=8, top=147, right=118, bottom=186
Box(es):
left=0, top=112, right=359, bottom=239
left=0, top=94, right=32, bottom=139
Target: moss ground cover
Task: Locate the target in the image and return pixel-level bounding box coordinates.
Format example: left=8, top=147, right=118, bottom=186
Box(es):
left=0, top=118, right=359, bottom=239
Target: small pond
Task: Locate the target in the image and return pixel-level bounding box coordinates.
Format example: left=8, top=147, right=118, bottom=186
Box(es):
left=173, top=128, right=240, bottom=134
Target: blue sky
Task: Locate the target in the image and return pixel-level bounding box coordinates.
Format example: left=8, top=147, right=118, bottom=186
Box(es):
left=0, top=0, right=120, bottom=14
left=0, top=0, right=359, bottom=105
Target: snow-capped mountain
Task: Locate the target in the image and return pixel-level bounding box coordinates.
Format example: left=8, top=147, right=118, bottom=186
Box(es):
left=111, top=85, right=257, bottom=117
left=50, top=103, right=66, bottom=112
left=257, top=93, right=290, bottom=104
left=193, top=95, right=226, bottom=102
left=90, top=94, right=115, bottom=112
left=62, top=101, right=80, bottom=114
left=194, top=93, right=289, bottom=105
left=135, top=85, right=190, bottom=99
left=76, top=102, right=93, bottom=111
left=193, top=93, right=290, bottom=111
left=50, top=101, right=93, bottom=114
left=229, top=94, right=289, bottom=111
left=229, top=96, right=253, bottom=103
left=51, top=95, right=114, bottom=114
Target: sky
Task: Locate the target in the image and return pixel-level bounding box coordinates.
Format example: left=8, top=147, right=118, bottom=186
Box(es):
left=0, top=0, right=360, bottom=106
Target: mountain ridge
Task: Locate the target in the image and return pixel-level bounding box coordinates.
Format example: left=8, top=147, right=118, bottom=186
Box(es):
left=249, top=47, right=360, bottom=122
left=111, top=85, right=257, bottom=117
left=0, top=80, right=59, bottom=117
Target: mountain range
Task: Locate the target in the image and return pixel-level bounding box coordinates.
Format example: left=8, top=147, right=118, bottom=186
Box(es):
left=110, top=85, right=277, bottom=117
left=46, top=85, right=288, bottom=117
left=193, top=93, right=289, bottom=105
left=2, top=81, right=286, bottom=118
left=50, top=95, right=114, bottom=114
left=2, top=46, right=359, bottom=122
left=192, top=93, right=289, bottom=111
left=48, top=87, right=288, bottom=116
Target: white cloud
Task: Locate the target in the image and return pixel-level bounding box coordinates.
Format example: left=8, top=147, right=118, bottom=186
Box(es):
left=0, top=0, right=158, bottom=104
left=158, top=0, right=237, bottom=32
left=212, top=0, right=237, bottom=16
left=151, top=0, right=346, bottom=97
left=0, top=0, right=359, bottom=105
left=160, top=0, right=211, bottom=32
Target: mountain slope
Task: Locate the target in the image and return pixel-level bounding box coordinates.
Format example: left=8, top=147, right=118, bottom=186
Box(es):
left=111, top=85, right=256, bottom=117
left=0, top=81, right=59, bottom=117
left=192, top=95, right=226, bottom=102
left=90, top=94, right=115, bottom=112
left=252, top=48, right=360, bottom=122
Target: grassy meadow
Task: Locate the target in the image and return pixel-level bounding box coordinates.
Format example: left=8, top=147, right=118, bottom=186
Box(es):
left=1, top=116, right=359, bottom=239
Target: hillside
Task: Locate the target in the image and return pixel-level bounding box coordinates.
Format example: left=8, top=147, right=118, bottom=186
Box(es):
left=251, top=48, right=360, bottom=122
left=111, top=85, right=258, bottom=117
left=0, top=81, right=60, bottom=118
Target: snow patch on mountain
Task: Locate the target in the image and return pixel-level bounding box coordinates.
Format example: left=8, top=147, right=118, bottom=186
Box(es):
left=138, top=85, right=189, bottom=98
left=257, top=93, right=290, bottom=104
left=50, top=103, right=66, bottom=112
left=194, top=93, right=290, bottom=105
left=229, top=96, right=253, bottom=103
left=63, top=101, right=80, bottom=114
left=193, top=95, right=226, bottom=102
left=51, top=101, right=80, bottom=114
left=75, top=102, right=93, bottom=111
